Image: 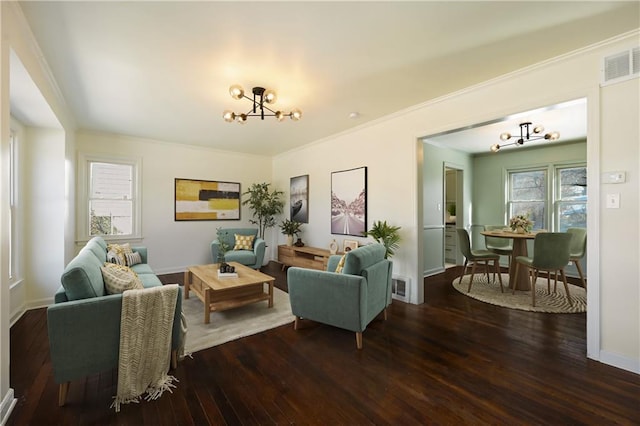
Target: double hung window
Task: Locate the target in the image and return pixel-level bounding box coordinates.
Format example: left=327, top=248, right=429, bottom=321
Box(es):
left=79, top=154, right=141, bottom=241
left=507, top=163, right=586, bottom=232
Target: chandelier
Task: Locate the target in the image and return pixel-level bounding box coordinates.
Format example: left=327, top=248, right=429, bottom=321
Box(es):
left=490, top=122, right=559, bottom=152
left=222, top=85, right=302, bottom=124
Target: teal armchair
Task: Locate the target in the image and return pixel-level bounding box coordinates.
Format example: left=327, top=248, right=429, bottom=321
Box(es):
left=211, top=228, right=266, bottom=269
left=287, top=243, right=393, bottom=349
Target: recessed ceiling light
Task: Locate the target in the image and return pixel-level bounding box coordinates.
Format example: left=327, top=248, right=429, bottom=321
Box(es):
left=349, top=112, right=360, bottom=119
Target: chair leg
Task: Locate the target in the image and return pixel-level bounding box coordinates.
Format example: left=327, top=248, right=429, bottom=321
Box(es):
left=574, top=259, right=586, bottom=289
left=383, top=308, right=388, bottom=321
left=58, top=382, right=70, bottom=407
left=494, top=259, right=504, bottom=292
left=560, top=269, right=573, bottom=306
left=484, top=260, right=492, bottom=284
left=458, top=260, right=469, bottom=285
left=294, top=316, right=301, bottom=330
left=531, top=268, right=537, bottom=307
left=355, top=332, right=363, bottom=350
left=468, top=262, right=478, bottom=292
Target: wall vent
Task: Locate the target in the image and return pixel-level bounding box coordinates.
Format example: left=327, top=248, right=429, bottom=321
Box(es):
left=391, top=275, right=410, bottom=303
left=602, top=47, right=639, bottom=86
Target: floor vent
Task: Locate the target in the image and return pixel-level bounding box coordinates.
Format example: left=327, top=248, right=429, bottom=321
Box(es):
left=602, top=47, right=639, bottom=86
left=391, top=275, right=410, bottom=303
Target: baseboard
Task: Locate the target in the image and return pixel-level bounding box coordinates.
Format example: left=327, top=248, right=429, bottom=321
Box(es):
left=26, top=296, right=54, bottom=311
left=0, top=388, right=17, bottom=426
left=596, top=350, right=640, bottom=375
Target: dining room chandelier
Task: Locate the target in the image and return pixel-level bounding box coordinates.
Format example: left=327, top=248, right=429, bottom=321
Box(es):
left=490, top=122, right=560, bottom=152
left=222, top=85, right=302, bottom=124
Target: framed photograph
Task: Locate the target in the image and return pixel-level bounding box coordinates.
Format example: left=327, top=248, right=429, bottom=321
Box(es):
left=290, top=174, right=309, bottom=223
left=343, top=239, right=359, bottom=252
left=331, top=166, right=367, bottom=236
left=174, top=178, right=240, bottom=221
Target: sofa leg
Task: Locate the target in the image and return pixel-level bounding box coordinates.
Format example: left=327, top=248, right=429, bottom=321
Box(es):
left=294, top=316, right=300, bottom=330
left=58, top=382, right=70, bottom=407
left=171, top=350, right=178, bottom=369
left=355, top=332, right=363, bottom=350
left=384, top=308, right=388, bottom=321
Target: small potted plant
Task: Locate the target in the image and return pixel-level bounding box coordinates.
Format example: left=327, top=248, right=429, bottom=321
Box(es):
left=215, top=227, right=231, bottom=266
left=279, top=219, right=302, bottom=246
left=363, top=220, right=402, bottom=259
left=447, top=203, right=456, bottom=223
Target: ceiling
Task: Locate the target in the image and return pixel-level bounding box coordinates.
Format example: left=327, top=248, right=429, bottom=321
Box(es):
left=13, top=1, right=640, bottom=156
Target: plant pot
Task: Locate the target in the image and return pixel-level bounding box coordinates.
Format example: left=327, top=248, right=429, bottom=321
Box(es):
left=286, top=235, right=294, bottom=246
left=515, top=226, right=526, bottom=234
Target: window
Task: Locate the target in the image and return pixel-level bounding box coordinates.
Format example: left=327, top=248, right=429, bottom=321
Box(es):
left=9, top=130, right=18, bottom=282
left=79, top=154, right=141, bottom=241
left=507, top=163, right=587, bottom=232
left=556, top=166, right=587, bottom=231
left=508, top=169, right=547, bottom=230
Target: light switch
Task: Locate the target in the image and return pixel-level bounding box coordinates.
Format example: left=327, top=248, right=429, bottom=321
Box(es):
left=606, top=193, right=620, bottom=209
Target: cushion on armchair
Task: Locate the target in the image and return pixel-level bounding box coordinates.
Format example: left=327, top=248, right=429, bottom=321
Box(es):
left=233, top=234, right=255, bottom=250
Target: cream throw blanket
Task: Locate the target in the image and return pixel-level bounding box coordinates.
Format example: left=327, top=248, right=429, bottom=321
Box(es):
left=112, top=284, right=180, bottom=412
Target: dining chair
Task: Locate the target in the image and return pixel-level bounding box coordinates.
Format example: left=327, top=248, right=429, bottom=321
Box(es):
left=456, top=228, right=503, bottom=293
left=483, top=225, right=514, bottom=265
left=567, top=227, right=587, bottom=289
left=513, top=232, right=573, bottom=307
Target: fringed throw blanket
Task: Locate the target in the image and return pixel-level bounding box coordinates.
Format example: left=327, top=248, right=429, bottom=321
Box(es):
left=112, top=284, right=180, bottom=412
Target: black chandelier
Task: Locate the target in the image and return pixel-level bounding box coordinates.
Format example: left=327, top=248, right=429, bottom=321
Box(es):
left=490, top=122, right=559, bottom=152
left=222, top=85, right=302, bottom=124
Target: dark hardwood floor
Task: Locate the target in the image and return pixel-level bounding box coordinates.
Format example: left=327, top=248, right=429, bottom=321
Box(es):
left=8, top=263, right=640, bottom=425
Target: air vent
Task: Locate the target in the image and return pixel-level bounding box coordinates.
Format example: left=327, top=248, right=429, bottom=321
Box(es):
left=391, top=275, right=410, bottom=303
left=602, top=47, right=640, bottom=86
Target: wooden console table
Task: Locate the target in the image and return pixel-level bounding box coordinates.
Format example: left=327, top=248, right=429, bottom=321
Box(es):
left=278, top=245, right=336, bottom=271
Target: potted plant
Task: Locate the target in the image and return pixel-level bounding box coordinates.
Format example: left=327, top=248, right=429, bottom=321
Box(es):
left=279, top=219, right=302, bottom=246
left=447, top=203, right=456, bottom=223
left=363, top=220, right=402, bottom=259
left=215, top=227, right=231, bottom=265
left=242, top=182, right=285, bottom=240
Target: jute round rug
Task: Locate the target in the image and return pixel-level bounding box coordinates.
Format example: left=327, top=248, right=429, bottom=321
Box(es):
left=452, top=273, right=586, bottom=313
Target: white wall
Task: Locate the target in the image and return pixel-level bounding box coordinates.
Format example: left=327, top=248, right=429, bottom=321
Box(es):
left=273, top=31, right=640, bottom=373
left=76, top=131, right=274, bottom=273
left=24, top=128, right=66, bottom=306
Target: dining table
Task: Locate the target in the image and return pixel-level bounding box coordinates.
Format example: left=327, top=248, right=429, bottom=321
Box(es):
left=480, top=229, right=542, bottom=291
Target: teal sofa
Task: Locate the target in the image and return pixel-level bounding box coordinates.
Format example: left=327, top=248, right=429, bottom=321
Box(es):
left=287, top=243, right=393, bottom=349
left=47, top=236, right=182, bottom=406
left=210, top=228, right=265, bottom=269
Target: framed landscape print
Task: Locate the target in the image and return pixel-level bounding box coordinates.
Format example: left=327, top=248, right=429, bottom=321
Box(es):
left=290, top=174, right=309, bottom=223
left=175, top=178, right=240, bottom=221
left=331, top=166, right=367, bottom=236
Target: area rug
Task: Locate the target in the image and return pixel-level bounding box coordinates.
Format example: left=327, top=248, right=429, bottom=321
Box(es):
left=452, top=273, right=586, bottom=313
left=182, top=286, right=295, bottom=353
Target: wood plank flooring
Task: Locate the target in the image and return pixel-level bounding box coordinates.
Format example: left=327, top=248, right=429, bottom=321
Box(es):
left=7, top=263, right=640, bottom=425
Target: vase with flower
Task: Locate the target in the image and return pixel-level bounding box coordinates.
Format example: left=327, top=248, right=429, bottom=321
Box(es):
left=509, top=214, right=533, bottom=234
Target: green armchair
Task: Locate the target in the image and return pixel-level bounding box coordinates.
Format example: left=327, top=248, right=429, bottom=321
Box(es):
left=287, top=243, right=393, bottom=349
left=211, top=228, right=265, bottom=269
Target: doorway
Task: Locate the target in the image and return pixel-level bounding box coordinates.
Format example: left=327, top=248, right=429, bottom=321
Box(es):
left=444, top=166, right=463, bottom=268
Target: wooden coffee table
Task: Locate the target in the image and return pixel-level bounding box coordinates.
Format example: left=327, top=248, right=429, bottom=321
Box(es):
left=184, top=262, right=275, bottom=324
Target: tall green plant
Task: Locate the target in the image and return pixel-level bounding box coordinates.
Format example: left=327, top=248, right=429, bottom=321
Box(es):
left=242, top=183, right=284, bottom=239
left=363, top=220, right=401, bottom=259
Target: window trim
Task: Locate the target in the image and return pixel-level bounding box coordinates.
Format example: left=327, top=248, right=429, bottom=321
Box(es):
left=77, top=152, right=142, bottom=243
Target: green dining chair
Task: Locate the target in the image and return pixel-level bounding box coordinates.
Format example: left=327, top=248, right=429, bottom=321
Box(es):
left=513, top=232, right=573, bottom=307
left=457, top=228, right=503, bottom=293
left=567, top=227, right=587, bottom=289
left=483, top=225, right=514, bottom=264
